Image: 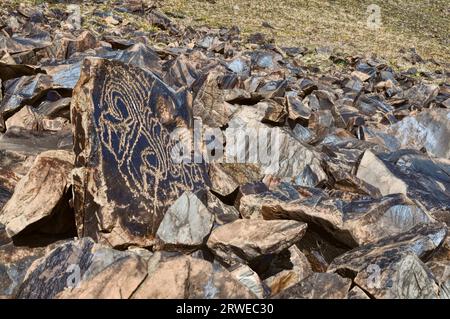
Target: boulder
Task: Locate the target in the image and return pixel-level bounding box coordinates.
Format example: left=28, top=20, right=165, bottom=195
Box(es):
left=207, top=219, right=307, bottom=265
left=0, top=150, right=74, bottom=238
left=272, top=273, right=351, bottom=299
left=131, top=255, right=255, bottom=298
left=17, top=237, right=147, bottom=299
left=71, top=58, right=209, bottom=247
left=328, top=223, right=447, bottom=298
left=156, top=191, right=214, bottom=248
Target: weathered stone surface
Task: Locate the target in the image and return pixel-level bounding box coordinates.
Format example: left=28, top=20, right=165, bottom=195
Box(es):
left=17, top=237, right=145, bottom=299
left=71, top=58, right=209, bottom=247
left=207, top=219, right=307, bottom=265
left=426, top=236, right=450, bottom=298
left=207, top=191, right=240, bottom=225
left=0, top=150, right=74, bottom=238
left=263, top=245, right=313, bottom=296
left=224, top=107, right=327, bottom=184
left=56, top=255, right=147, bottom=299
left=230, top=264, right=266, bottom=298
left=0, top=0, right=448, bottom=300
left=0, top=74, right=54, bottom=127
left=193, top=70, right=237, bottom=127
left=328, top=223, right=447, bottom=299
left=347, top=286, right=370, bottom=299
left=236, top=181, right=300, bottom=219
left=0, top=127, right=73, bottom=155
left=357, top=149, right=450, bottom=213
left=132, top=255, right=255, bottom=298
left=0, top=244, right=46, bottom=298
left=208, top=163, right=262, bottom=197
left=272, top=273, right=351, bottom=299
left=156, top=191, right=214, bottom=248
left=261, top=190, right=432, bottom=246
left=5, top=105, right=41, bottom=131
left=388, top=109, right=450, bottom=158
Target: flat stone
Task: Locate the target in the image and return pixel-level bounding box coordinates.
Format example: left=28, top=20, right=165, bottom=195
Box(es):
left=207, top=219, right=307, bottom=265
left=131, top=255, right=255, bottom=298
left=272, top=273, right=351, bottom=299
left=16, top=237, right=146, bottom=299
left=262, top=190, right=432, bottom=247
left=357, top=150, right=450, bottom=213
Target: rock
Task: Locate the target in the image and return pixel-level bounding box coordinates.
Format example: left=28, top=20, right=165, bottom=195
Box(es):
left=56, top=255, right=147, bottom=299
left=388, top=109, right=450, bottom=158
left=259, top=99, right=287, bottom=125
left=236, top=181, right=300, bottom=219
left=206, top=191, right=240, bottom=225
left=71, top=58, right=209, bottom=247
left=426, top=237, right=450, bottom=298
left=0, top=127, right=73, bottom=156
left=351, top=71, right=372, bottom=82
left=272, top=273, right=351, bottom=299
left=230, top=264, right=266, bottom=298
left=286, top=95, right=310, bottom=123
left=5, top=105, right=41, bottom=131
left=208, top=163, right=262, bottom=197
left=131, top=255, right=255, bottom=298
left=35, top=97, right=71, bottom=119
left=357, top=149, right=450, bottom=213
left=224, top=107, right=326, bottom=184
left=207, top=219, right=307, bottom=265
left=261, top=190, right=433, bottom=246
left=0, top=74, right=54, bottom=127
left=17, top=237, right=146, bottom=299
left=393, top=83, right=439, bottom=109
left=328, top=223, right=447, bottom=298
left=263, top=245, right=313, bottom=296
left=156, top=191, right=214, bottom=248
left=0, top=244, right=46, bottom=298
left=48, top=31, right=98, bottom=60
left=192, top=70, right=237, bottom=127
left=0, top=150, right=74, bottom=238
left=347, top=286, right=370, bottom=299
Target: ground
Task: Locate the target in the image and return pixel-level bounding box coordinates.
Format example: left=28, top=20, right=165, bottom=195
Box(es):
left=5, top=0, right=450, bottom=74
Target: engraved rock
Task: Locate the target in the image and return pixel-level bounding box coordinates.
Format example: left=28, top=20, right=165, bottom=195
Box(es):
left=71, top=58, right=209, bottom=247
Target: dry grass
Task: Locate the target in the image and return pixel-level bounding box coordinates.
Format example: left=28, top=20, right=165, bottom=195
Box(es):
left=161, top=0, right=449, bottom=68
left=4, top=0, right=449, bottom=73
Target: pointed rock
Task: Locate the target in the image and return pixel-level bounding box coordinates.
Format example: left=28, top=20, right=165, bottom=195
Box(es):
left=156, top=191, right=214, bottom=248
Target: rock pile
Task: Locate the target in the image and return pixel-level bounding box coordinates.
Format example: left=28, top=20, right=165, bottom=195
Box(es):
left=0, top=1, right=449, bottom=299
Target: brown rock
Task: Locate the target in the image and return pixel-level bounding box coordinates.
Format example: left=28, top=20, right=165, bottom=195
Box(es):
left=272, top=273, right=351, bottom=299
left=207, top=219, right=307, bottom=265
left=132, top=255, right=255, bottom=298
left=0, top=150, right=74, bottom=238
left=71, top=58, right=209, bottom=247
